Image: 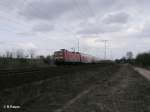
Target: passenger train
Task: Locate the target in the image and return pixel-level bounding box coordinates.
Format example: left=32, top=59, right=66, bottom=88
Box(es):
left=54, top=49, right=99, bottom=64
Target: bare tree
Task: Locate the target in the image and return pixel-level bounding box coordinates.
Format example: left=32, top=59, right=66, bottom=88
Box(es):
left=28, top=49, right=35, bottom=59
left=126, top=51, right=133, bottom=59
left=6, top=51, right=13, bottom=58
left=16, top=49, right=25, bottom=58
left=36, top=55, right=45, bottom=59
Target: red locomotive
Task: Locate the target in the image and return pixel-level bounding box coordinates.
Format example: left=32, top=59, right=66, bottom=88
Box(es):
left=54, top=49, right=99, bottom=64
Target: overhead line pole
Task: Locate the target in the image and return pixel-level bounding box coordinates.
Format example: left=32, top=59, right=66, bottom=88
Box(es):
left=101, top=40, right=108, bottom=60
left=77, top=38, right=80, bottom=52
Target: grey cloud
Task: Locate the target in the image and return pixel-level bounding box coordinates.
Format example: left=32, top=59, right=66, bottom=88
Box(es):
left=19, top=0, right=107, bottom=22
left=77, top=26, right=103, bottom=35
left=141, top=24, right=150, bottom=37
left=19, top=0, right=78, bottom=20
left=125, top=23, right=150, bottom=38
left=1, top=0, right=150, bottom=59
left=77, top=22, right=126, bottom=35
left=0, top=0, right=20, bottom=11
left=90, top=0, right=116, bottom=9
left=0, top=41, right=5, bottom=44
left=32, top=23, right=54, bottom=32
left=16, top=32, right=36, bottom=36
left=17, top=42, right=37, bottom=51
left=103, top=12, right=129, bottom=24
left=134, top=24, right=150, bottom=38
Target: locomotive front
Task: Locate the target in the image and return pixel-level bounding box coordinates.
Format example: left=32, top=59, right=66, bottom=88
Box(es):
left=54, top=50, right=64, bottom=64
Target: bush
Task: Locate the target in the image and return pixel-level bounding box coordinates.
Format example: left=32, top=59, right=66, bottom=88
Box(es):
left=135, top=52, right=150, bottom=66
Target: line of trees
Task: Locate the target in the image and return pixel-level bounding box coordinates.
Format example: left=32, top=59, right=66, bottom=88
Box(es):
left=135, top=52, right=150, bottom=66
left=115, top=51, right=150, bottom=66
left=115, top=51, right=134, bottom=64
left=0, top=49, right=35, bottom=59
left=0, top=49, right=54, bottom=69
left=0, top=49, right=54, bottom=62
left=0, top=49, right=55, bottom=61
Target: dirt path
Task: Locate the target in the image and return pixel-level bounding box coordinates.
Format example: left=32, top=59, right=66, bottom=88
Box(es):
left=56, top=65, right=150, bottom=112
left=55, top=86, right=94, bottom=112
left=134, top=67, right=150, bottom=81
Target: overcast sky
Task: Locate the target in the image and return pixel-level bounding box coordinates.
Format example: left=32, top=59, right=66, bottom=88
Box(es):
left=0, top=0, right=150, bottom=59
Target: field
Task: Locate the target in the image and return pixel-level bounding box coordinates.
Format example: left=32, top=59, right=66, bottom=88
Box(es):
left=0, top=63, right=113, bottom=90
left=0, top=64, right=150, bottom=112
